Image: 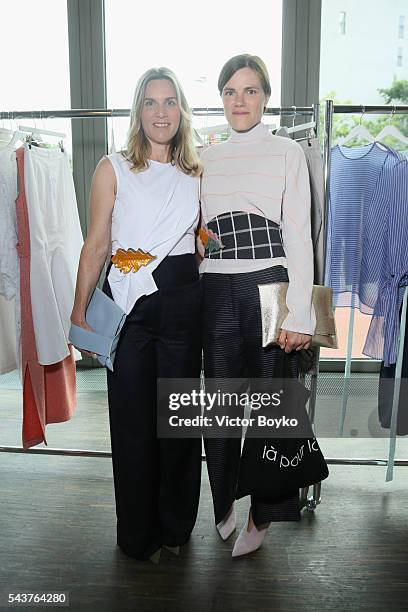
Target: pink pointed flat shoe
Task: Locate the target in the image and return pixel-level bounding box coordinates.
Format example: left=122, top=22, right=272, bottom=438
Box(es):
left=216, top=504, right=236, bottom=541
left=231, top=511, right=269, bottom=557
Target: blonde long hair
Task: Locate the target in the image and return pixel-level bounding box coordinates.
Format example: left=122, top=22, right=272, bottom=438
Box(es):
left=124, top=67, right=202, bottom=177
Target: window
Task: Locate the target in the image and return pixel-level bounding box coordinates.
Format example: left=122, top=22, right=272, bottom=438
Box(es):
left=0, top=1, right=72, bottom=155
left=397, top=46, right=403, bottom=67
left=319, top=310, right=372, bottom=360
left=398, top=15, right=405, bottom=39
left=321, top=1, right=401, bottom=106
left=320, top=0, right=399, bottom=359
left=104, top=0, right=283, bottom=151
left=339, top=11, right=346, bottom=35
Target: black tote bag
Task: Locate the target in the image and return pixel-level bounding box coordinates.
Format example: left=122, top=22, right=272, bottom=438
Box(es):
left=236, top=356, right=329, bottom=501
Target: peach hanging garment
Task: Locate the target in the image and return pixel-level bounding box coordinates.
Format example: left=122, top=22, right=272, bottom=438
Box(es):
left=15, top=147, right=76, bottom=448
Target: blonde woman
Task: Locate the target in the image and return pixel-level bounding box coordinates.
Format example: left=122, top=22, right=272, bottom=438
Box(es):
left=70, top=68, right=202, bottom=562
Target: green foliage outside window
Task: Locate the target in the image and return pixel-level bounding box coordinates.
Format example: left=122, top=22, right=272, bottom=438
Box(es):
left=320, top=80, right=408, bottom=150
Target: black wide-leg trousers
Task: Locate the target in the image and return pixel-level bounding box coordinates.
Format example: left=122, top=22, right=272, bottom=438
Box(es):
left=103, top=254, right=202, bottom=561
left=202, top=265, right=301, bottom=528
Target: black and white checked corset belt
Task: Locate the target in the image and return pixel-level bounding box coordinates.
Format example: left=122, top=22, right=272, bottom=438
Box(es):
left=205, top=211, right=285, bottom=260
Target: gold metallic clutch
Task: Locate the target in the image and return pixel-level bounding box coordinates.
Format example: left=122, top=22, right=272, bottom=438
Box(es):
left=258, top=282, right=338, bottom=349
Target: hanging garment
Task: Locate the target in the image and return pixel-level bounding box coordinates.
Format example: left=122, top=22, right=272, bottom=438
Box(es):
left=0, top=140, right=20, bottom=372
left=0, top=295, right=17, bottom=374
left=273, top=131, right=324, bottom=285
left=23, top=143, right=83, bottom=365
left=16, top=148, right=76, bottom=448
left=0, top=140, right=19, bottom=300
left=378, top=303, right=408, bottom=435
left=363, top=158, right=408, bottom=365
left=325, top=143, right=405, bottom=365
left=269, top=133, right=323, bottom=373
left=299, top=139, right=324, bottom=285
left=105, top=153, right=199, bottom=315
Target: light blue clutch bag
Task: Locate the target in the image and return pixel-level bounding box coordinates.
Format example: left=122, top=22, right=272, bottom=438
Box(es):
left=68, top=287, right=127, bottom=371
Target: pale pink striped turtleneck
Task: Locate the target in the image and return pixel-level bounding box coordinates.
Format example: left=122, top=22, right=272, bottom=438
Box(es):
left=199, top=121, right=316, bottom=335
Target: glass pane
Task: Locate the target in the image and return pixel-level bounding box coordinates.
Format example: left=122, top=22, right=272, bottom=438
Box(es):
left=0, top=1, right=72, bottom=155
left=320, top=0, right=407, bottom=105
left=1, top=1, right=73, bottom=449
left=398, top=15, right=405, bottom=38
left=105, top=0, right=282, bottom=150
left=320, top=308, right=372, bottom=359
left=319, top=0, right=408, bottom=360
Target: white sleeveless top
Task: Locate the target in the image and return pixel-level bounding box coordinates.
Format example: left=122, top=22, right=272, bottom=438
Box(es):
left=106, top=152, right=199, bottom=314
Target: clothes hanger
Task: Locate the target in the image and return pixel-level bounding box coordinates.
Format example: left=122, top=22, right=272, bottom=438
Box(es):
left=375, top=108, right=408, bottom=145
left=273, top=106, right=315, bottom=141
left=376, top=124, right=408, bottom=144
left=294, top=126, right=317, bottom=145
left=198, top=123, right=229, bottom=143
left=286, top=120, right=316, bottom=134
left=0, top=126, right=26, bottom=138
left=193, top=127, right=205, bottom=146
left=19, top=125, right=66, bottom=151
left=0, top=127, right=16, bottom=135
left=274, top=125, right=289, bottom=136
left=18, top=125, right=66, bottom=139
left=0, top=127, right=26, bottom=149
left=204, top=105, right=209, bottom=145
left=337, top=107, right=375, bottom=145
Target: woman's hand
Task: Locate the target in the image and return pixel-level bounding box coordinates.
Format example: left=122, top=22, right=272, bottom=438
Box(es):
left=278, top=329, right=312, bottom=353
left=196, top=232, right=205, bottom=260
left=70, top=316, right=97, bottom=359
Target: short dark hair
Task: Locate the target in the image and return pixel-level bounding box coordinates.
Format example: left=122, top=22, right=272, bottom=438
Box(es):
left=217, top=54, right=271, bottom=98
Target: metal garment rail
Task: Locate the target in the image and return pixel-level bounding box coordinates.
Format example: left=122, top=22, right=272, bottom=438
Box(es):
left=320, top=101, right=408, bottom=482
left=1, top=445, right=408, bottom=466
left=0, top=106, right=317, bottom=120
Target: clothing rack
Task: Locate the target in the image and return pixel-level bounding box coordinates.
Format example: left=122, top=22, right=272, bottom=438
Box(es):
left=2, top=102, right=407, bottom=507
left=0, top=105, right=313, bottom=467
left=322, top=100, right=408, bottom=483
left=0, top=106, right=317, bottom=120
left=0, top=102, right=317, bottom=451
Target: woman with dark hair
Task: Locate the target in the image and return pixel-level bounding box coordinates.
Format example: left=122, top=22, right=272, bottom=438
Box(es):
left=200, top=54, right=324, bottom=557
left=71, top=68, right=202, bottom=562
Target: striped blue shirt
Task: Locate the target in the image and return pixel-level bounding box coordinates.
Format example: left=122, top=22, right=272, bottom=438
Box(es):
left=364, top=158, right=408, bottom=365
left=325, top=143, right=407, bottom=366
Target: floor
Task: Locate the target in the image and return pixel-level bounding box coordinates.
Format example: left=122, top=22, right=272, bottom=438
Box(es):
left=1, top=369, right=408, bottom=612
